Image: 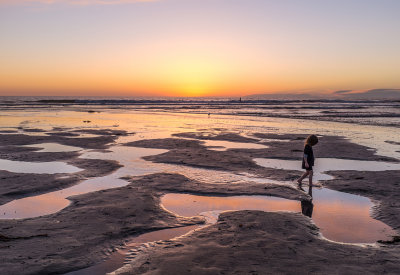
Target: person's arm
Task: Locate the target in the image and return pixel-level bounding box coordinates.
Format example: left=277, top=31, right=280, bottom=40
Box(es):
left=303, top=154, right=309, bottom=168
left=303, top=145, right=311, bottom=168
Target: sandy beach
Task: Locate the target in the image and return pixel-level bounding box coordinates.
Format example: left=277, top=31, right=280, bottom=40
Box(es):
left=0, top=106, right=399, bottom=274
left=3, top=0, right=400, bottom=273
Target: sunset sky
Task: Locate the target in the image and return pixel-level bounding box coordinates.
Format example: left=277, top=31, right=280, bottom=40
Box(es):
left=1, top=0, right=399, bottom=97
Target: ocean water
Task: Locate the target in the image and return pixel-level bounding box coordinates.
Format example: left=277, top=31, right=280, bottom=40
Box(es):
left=1, top=96, right=399, bottom=127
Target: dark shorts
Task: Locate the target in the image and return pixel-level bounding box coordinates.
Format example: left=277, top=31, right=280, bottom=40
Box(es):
left=302, top=163, right=313, bottom=171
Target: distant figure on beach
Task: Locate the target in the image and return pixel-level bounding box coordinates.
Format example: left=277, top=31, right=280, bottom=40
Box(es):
left=297, top=135, right=318, bottom=187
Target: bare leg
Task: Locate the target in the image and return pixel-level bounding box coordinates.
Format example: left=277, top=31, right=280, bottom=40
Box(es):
left=297, top=171, right=310, bottom=185
left=308, top=170, right=313, bottom=186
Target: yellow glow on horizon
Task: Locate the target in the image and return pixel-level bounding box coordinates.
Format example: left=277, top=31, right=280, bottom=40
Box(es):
left=1, top=36, right=399, bottom=97
left=157, top=58, right=227, bottom=97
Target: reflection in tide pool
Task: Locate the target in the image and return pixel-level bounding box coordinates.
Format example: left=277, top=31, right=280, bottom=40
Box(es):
left=0, top=159, right=82, bottom=174
left=161, top=190, right=396, bottom=244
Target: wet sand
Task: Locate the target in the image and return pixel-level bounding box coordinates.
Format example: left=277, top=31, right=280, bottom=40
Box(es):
left=0, top=158, right=121, bottom=205
left=173, top=131, right=397, bottom=161
left=0, top=128, right=127, bottom=150
left=114, top=131, right=400, bottom=274
left=0, top=124, right=399, bottom=274
left=0, top=131, right=123, bottom=206
left=132, top=132, right=400, bottom=232
left=127, top=132, right=398, bottom=184
left=113, top=211, right=400, bottom=275
left=0, top=173, right=307, bottom=274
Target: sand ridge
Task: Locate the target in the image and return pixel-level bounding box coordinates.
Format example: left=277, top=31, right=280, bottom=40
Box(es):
left=112, top=211, right=400, bottom=275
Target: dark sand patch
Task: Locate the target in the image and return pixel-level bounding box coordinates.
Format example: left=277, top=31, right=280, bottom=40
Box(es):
left=21, top=128, right=47, bottom=133
left=0, top=172, right=305, bottom=275
left=0, top=150, right=80, bottom=162
left=0, top=170, right=79, bottom=205
left=323, top=170, right=400, bottom=231
left=47, top=132, right=81, bottom=137
left=253, top=133, right=306, bottom=140
left=385, top=140, right=400, bottom=146
left=0, top=145, right=40, bottom=154
left=69, top=158, right=122, bottom=178
left=0, top=130, right=18, bottom=133
left=125, top=138, right=204, bottom=150
left=173, top=132, right=259, bottom=143
left=72, top=129, right=129, bottom=136
left=0, top=133, right=118, bottom=150
left=52, top=127, right=72, bottom=131
left=113, top=211, right=400, bottom=275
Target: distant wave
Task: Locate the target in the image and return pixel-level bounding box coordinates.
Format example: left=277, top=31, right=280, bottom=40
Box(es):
left=1, top=96, right=398, bottom=106
left=0, top=96, right=399, bottom=127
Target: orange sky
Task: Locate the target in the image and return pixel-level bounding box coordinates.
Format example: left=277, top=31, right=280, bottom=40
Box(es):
left=1, top=0, right=399, bottom=97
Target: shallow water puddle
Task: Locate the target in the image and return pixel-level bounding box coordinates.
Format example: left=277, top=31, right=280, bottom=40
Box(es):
left=25, top=143, right=81, bottom=152
left=0, top=176, right=129, bottom=219
left=0, top=159, right=82, bottom=174
left=0, top=147, right=166, bottom=219
left=202, top=140, right=268, bottom=151
left=161, top=191, right=396, bottom=244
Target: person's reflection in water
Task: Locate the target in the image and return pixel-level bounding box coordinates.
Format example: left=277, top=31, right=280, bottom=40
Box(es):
left=301, top=184, right=314, bottom=218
